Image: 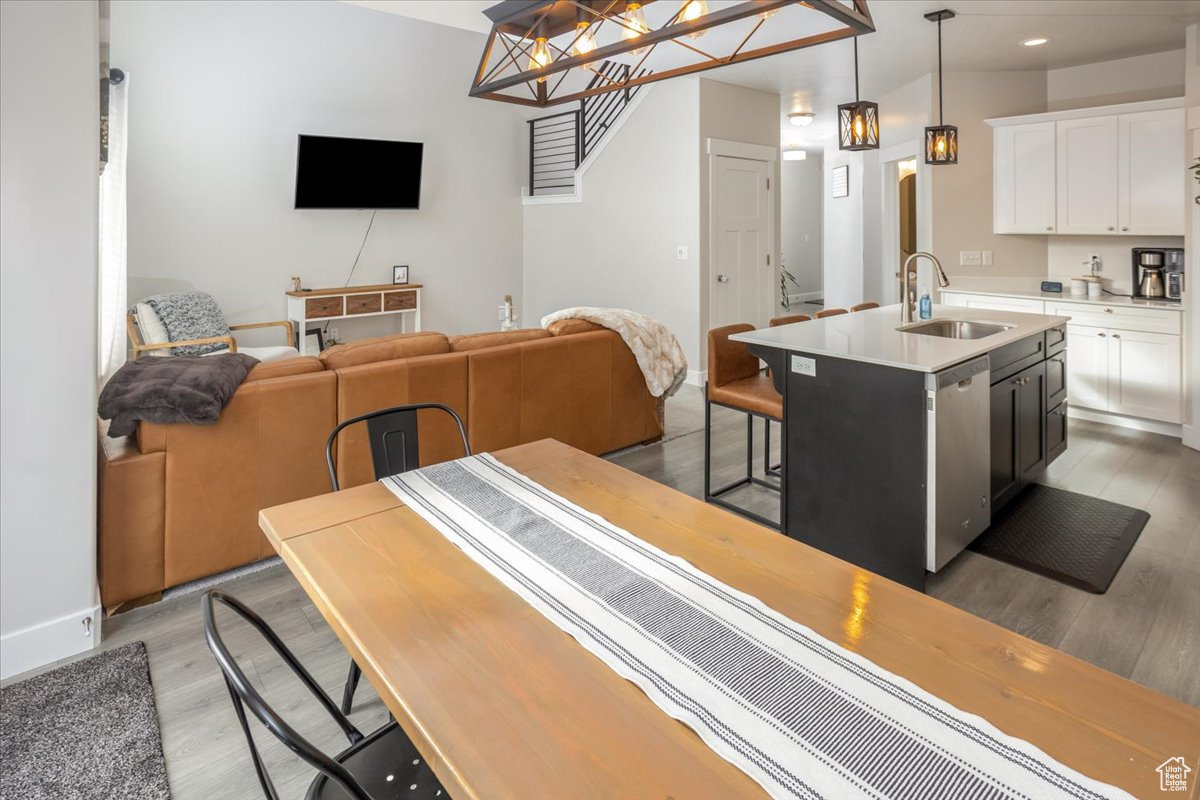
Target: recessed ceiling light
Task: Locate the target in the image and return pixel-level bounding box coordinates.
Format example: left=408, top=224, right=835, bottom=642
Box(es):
left=783, top=149, right=807, bottom=161
left=788, top=112, right=816, bottom=127
left=1021, top=37, right=1049, bottom=47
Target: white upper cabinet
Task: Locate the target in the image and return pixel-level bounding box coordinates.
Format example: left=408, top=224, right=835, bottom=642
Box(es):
left=994, top=122, right=1056, bottom=234
left=1056, top=116, right=1120, bottom=234
left=989, top=99, right=1184, bottom=236
left=1118, top=109, right=1186, bottom=236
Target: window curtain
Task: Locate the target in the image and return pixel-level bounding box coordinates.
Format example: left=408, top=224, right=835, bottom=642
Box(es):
left=98, top=75, right=127, bottom=379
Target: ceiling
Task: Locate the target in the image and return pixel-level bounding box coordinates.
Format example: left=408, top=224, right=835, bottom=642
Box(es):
left=349, top=0, right=1200, bottom=142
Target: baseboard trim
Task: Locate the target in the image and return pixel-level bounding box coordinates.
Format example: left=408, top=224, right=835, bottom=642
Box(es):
left=686, top=369, right=707, bottom=387
left=786, top=291, right=822, bottom=305
left=1, top=604, right=101, bottom=681
left=1068, top=406, right=1183, bottom=438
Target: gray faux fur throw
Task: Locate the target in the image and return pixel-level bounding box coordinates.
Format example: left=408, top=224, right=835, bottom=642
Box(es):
left=99, top=353, right=259, bottom=437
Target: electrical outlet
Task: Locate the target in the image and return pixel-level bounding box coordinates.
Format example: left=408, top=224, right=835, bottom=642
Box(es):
left=790, top=355, right=816, bottom=377
left=329, top=327, right=339, bottom=340
left=981, top=250, right=993, bottom=266
left=959, top=250, right=983, bottom=267
left=676, top=246, right=689, bottom=260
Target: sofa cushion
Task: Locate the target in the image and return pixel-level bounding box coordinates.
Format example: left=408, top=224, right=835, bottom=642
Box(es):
left=546, top=318, right=605, bottom=337
left=244, top=355, right=325, bottom=383
left=448, top=329, right=552, bottom=352
left=319, top=331, right=449, bottom=370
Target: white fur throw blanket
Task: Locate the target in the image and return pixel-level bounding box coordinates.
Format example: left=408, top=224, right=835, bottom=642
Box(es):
left=542, top=307, right=688, bottom=398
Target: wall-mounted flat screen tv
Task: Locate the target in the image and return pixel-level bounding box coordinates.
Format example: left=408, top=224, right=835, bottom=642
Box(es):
left=294, top=135, right=423, bottom=209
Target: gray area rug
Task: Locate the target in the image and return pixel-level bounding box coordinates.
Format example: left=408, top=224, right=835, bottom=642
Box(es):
left=1, top=642, right=170, bottom=800
left=968, top=484, right=1150, bottom=594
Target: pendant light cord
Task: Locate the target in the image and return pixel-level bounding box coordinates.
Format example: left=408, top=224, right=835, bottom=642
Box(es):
left=854, top=36, right=860, bottom=102
left=937, top=17, right=944, bottom=125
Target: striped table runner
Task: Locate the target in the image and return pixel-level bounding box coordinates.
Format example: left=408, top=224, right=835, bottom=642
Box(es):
left=382, top=455, right=1132, bottom=800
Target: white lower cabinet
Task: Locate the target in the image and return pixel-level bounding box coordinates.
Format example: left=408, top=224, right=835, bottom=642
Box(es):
left=1107, top=329, right=1183, bottom=422
left=941, top=293, right=1045, bottom=314
left=1065, top=324, right=1182, bottom=423
left=1066, top=325, right=1111, bottom=413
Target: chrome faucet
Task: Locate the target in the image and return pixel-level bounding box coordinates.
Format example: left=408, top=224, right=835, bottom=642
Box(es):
left=901, top=252, right=950, bottom=323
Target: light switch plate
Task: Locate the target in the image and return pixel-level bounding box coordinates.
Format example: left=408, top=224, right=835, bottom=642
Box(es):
left=790, top=355, right=816, bottom=377
left=959, top=250, right=983, bottom=267
left=676, top=246, right=689, bottom=260
left=981, top=250, right=993, bottom=266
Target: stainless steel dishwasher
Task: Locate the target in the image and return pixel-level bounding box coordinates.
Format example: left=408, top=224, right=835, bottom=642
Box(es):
left=925, top=356, right=991, bottom=572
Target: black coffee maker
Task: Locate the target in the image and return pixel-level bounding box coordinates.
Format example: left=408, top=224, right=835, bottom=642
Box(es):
left=1131, top=247, right=1184, bottom=301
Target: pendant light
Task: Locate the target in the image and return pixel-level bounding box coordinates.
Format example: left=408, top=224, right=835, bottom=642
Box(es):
left=570, top=6, right=597, bottom=58
left=528, top=22, right=551, bottom=82
left=924, top=9, right=957, bottom=165
left=621, top=1, right=650, bottom=55
left=680, top=0, right=709, bottom=39
left=838, top=36, right=879, bottom=151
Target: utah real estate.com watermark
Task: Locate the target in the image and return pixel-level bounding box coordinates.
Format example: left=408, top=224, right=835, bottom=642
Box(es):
left=1157, top=757, right=1192, bottom=792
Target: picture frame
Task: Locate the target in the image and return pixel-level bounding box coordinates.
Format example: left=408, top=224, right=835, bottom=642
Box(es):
left=831, top=165, right=849, bottom=198
left=392, top=265, right=409, bottom=285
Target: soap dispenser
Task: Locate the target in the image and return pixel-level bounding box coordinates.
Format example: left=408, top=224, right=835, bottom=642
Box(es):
left=919, top=291, right=932, bottom=320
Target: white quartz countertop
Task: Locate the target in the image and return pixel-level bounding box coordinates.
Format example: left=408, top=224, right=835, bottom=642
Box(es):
left=730, top=304, right=1069, bottom=373
left=941, top=277, right=1185, bottom=311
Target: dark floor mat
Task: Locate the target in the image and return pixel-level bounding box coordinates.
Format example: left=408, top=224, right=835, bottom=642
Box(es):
left=968, top=484, right=1149, bottom=593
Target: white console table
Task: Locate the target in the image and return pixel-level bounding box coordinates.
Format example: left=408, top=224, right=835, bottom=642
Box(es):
left=286, top=283, right=422, bottom=356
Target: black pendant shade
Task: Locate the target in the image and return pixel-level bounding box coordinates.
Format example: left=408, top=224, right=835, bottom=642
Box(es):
left=924, top=9, right=957, bottom=165
left=839, top=37, right=879, bottom=151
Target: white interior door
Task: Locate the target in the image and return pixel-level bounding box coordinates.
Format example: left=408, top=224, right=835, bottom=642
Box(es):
left=712, top=156, right=771, bottom=329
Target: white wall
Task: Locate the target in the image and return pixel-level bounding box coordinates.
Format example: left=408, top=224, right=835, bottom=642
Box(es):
left=1184, top=25, right=1199, bottom=452
left=1048, top=49, right=1185, bottom=112
left=523, top=79, right=703, bottom=366
left=932, top=71, right=1048, bottom=281
left=780, top=153, right=822, bottom=295
left=111, top=0, right=526, bottom=341
left=1, top=0, right=101, bottom=679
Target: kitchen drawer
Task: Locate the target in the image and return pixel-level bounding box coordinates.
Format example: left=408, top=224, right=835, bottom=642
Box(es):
left=1046, top=401, right=1068, bottom=466
left=1045, top=324, right=1067, bottom=355
left=958, top=295, right=1046, bottom=314
left=990, top=333, right=1045, bottom=385
left=306, top=296, right=344, bottom=319
left=1046, top=300, right=1181, bottom=334
left=347, top=293, right=382, bottom=315
left=1045, top=350, right=1067, bottom=409
left=384, top=290, right=417, bottom=311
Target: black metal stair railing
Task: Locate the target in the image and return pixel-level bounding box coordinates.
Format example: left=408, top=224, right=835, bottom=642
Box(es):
left=526, top=61, right=651, bottom=196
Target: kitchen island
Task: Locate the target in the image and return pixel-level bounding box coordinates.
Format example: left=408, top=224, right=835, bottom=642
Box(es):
left=731, top=304, right=1071, bottom=590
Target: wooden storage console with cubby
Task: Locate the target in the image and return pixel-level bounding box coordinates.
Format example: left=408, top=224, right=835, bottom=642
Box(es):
left=286, top=283, right=422, bottom=355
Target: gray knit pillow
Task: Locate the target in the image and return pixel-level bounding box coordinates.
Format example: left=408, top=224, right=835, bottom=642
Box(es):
left=143, top=291, right=231, bottom=356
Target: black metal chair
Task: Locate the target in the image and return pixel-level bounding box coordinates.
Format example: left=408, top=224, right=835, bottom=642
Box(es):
left=325, top=403, right=470, bottom=715
left=202, top=590, right=447, bottom=800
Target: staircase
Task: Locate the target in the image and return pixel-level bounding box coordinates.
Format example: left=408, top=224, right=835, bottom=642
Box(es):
left=527, top=61, right=650, bottom=197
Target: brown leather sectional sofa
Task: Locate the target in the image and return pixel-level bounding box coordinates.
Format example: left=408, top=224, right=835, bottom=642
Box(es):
left=98, top=321, right=662, bottom=609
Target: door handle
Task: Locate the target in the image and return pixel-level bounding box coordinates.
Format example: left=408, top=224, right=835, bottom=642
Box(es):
left=717, top=274, right=730, bottom=283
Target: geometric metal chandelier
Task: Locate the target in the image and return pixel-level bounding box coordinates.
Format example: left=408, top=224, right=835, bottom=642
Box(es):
left=471, top=0, right=876, bottom=107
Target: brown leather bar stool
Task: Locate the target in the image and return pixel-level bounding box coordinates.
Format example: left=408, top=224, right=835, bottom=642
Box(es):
left=814, top=307, right=848, bottom=318
left=850, top=302, right=880, bottom=312
left=769, top=314, right=810, bottom=326
left=704, top=324, right=783, bottom=530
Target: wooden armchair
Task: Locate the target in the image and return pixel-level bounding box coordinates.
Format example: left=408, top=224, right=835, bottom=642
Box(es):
left=127, top=313, right=295, bottom=360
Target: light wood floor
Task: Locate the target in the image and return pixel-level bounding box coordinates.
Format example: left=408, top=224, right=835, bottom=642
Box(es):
left=13, top=385, right=1199, bottom=799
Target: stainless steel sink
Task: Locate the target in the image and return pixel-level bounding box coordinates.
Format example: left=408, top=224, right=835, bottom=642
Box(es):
left=900, top=320, right=1014, bottom=339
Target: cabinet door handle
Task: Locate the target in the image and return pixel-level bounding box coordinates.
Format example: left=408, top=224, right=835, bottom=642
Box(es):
left=717, top=274, right=730, bottom=283
left=1045, top=226, right=1053, bottom=231
left=1112, top=333, right=1121, bottom=339
left=1103, top=307, right=1113, bottom=313
left=1098, top=332, right=1106, bottom=337
left=1121, top=226, right=1129, bottom=231
left=1106, top=226, right=1114, bottom=231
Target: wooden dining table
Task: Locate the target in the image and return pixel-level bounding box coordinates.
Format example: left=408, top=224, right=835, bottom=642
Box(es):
left=260, top=438, right=1200, bottom=800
